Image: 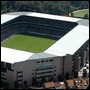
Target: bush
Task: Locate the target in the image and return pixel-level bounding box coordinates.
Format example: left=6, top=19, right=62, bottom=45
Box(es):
left=83, top=14, right=89, bottom=19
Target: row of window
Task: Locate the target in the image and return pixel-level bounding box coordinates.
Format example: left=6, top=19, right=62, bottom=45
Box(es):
left=1, top=77, right=7, bottom=81
left=36, top=71, right=53, bottom=75
left=17, top=71, right=23, bottom=82
left=1, top=62, right=12, bottom=70
left=36, top=59, right=53, bottom=63
left=36, top=67, right=53, bottom=71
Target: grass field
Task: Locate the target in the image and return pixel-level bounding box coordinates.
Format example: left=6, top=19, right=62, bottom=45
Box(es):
left=1, top=33, right=57, bottom=52
left=73, top=9, right=89, bottom=18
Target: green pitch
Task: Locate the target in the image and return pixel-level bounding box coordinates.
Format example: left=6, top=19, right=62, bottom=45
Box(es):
left=73, top=9, right=89, bottom=18
left=1, top=33, right=57, bottom=52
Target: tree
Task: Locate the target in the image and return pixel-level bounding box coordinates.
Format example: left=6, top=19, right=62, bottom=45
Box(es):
left=14, top=81, right=18, bottom=89
left=65, top=72, right=70, bottom=80
left=83, top=69, right=87, bottom=77
left=58, top=74, right=62, bottom=81
left=83, top=14, right=89, bottom=19
left=70, top=75, right=74, bottom=79
left=70, top=12, right=74, bottom=17
left=80, top=1, right=89, bottom=9
left=42, top=77, right=46, bottom=83
left=74, top=70, right=78, bottom=78
left=32, top=77, right=37, bottom=86
left=24, top=80, right=28, bottom=88
left=49, top=76, right=54, bottom=82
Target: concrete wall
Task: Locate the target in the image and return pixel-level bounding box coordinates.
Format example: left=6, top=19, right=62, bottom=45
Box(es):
left=53, top=56, right=62, bottom=81
left=63, top=55, right=72, bottom=76
left=13, top=60, right=36, bottom=86
left=7, top=70, right=14, bottom=89
left=13, top=55, right=73, bottom=87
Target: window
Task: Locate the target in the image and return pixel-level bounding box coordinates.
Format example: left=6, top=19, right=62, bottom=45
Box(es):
left=17, top=73, right=23, bottom=76
left=17, top=71, right=22, bottom=73
left=54, top=74, right=56, bottom=76
left=46, top=60, right=48, bottom=62
left=50, top=59, right=53, bottom=62
left=17, top=71, right=23, bottom=81
left=36, top=71, right=53, bottom=74
left=41, top=60, right=44, bottom=63
left=6, top=63, right=11, bottom=70
left=36, top=61, right=40, bottom=63
left=1, top=62, right=4, bottom=68
left=1, top=77, right=7, bottom=81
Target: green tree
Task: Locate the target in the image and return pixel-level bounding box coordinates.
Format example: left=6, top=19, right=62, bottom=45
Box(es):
left=83, top=69, right=87, bottom=77
left=70, top=12, right=74, bottom=17
left=80, top=1, right=89, bottom=9
left=14, top=81, right=18, bottom=89
left=42, top=76, right=46, bottom=83
left=65, top=72, right=70, bottom=80
left=24, top=80, right=28, bottom=88
left=58, top=74, right=62, bottom=81
left=32, top=77, right=37, bottom=86
left=49, top=76, right=54, bottom=82
left=83, top=14, right=89, bottom=19
left=1, top=1, right=88, bottom=16
left=74, top=70, right=78, bottom=78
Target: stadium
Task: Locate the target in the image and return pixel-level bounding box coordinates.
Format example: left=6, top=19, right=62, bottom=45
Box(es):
left=1, top=12, right=89, bottom=88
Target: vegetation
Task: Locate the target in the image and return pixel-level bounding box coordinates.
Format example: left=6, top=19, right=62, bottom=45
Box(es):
left=83, top=13, right=89, bottom=19
left=74, top=70, right=78, bottom=78
left=1, top=1, right=89, bottom=17
left=1, top=33, right=57, bottom=52
left=83, top=69, right=87, bottom=77
left=73, top=9, right=89, bottom=19
left=65, top=72, right=70, bottom=80
left=58, top=74, right=62, bottom=82
left=24, top=81, right=28, bottom=88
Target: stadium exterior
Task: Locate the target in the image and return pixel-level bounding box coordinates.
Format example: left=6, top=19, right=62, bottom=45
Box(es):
left=1, top=12, right=89, bottom=89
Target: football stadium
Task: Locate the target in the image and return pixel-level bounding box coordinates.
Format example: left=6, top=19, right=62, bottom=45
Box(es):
left=1, top=12, right=89, bottom=88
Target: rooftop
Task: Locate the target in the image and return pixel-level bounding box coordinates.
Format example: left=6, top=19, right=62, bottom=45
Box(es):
left=1, top=12, right=89, bottom=63
left=45, top=25, right=89, bottom=55
left=43, top=81, right=55, bottom=89
left=65, top=79, right=75, bottom=88
left=1, top=12, right=81, bottom=24
left=28, top=53, right=56, bottom=60
left=1, top=47, right=33, bottom=63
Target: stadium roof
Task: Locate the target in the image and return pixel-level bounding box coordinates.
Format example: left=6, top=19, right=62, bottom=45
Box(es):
left=1, top=12, right=81, bottom=24
left=27, top=12, right=80, bottom=22
left=77, top=19, right=89, bottom=26
left=45, top=25, right=89, bottom=55
left=1, top=12, right=89, bottom=63
left=1, top=47, right=33, bottom=63
left=28, top=53, right=56, bottom=60
left=1, top=14, right=19, bottom=24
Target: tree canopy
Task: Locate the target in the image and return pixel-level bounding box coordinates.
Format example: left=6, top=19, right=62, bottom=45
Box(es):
left=1, top=1, right=89, bottom=16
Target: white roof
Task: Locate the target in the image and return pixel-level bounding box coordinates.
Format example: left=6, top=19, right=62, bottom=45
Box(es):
left=1, top=47, right=33, bottom=63
left=27, top=12, right=81, bottom=22
left=1, top=14, right=19, bottom=24
left=1, top=12, right=81, bottom=25
left=45, top=25, right=89, bottom=56
left=44, top=50, right=66, bottom=56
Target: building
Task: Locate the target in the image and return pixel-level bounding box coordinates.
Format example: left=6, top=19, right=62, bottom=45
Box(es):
left=1, top=12, right=89, bottom=89
left=29, top=77, right=89, bottom=89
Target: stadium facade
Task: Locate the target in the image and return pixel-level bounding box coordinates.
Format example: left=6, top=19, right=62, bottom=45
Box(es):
left=1, top=12, right=89, bottom=89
